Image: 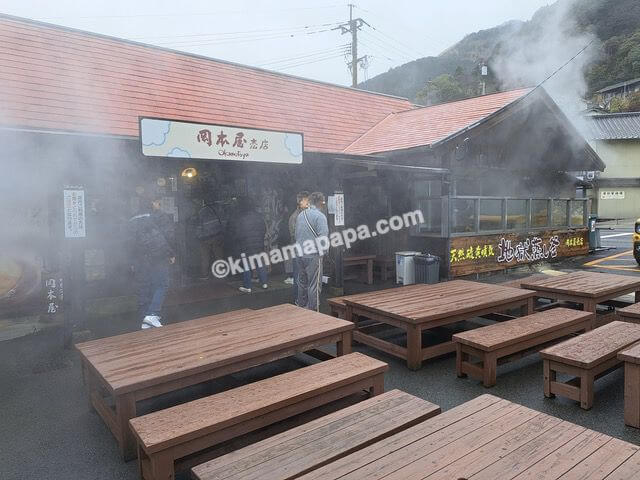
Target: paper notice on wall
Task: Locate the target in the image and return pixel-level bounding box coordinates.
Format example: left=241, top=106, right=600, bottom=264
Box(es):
left=334, top=193, right=345, bottom=226
left=327, top=195, right=336, bottom=214
left=63, top=189, right=86, bottom=238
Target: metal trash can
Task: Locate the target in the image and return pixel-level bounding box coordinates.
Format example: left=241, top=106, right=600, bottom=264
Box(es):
left=588, top=214, right=599, bottom=251
left=414, top=254, right=440, bottom=284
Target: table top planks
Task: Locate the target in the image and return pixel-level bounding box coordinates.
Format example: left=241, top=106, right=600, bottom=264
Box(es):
left=618, top=341, right=640, bottom=364
left=342, top=280, right=535, bottom=324
left=191, top=389, right=440, bottom=480
left=619, top=302, right=640, bottom=320
left=520, top=271, right=640, bottom=299
left=76, top=304, right=353, bottom=394
left=540, top=320, right=640, bottom=369
left=297, top=394, right=640, bottom=480
left=452, top=308, right=594, bottom=352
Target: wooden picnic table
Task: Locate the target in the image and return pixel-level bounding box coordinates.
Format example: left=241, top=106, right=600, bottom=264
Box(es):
left=343, top=254, right=376, bottom=285
left=618, top=302, right=640, bottom=323
left=520, top=271, right=640, bottom=313
left=343, top=280, right=536, bottom=369
left=296, top=393, right=640, bottom=479
left=75, top=304, right=354, bottom=461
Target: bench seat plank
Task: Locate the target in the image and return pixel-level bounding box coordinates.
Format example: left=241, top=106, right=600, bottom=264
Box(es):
left=130, top=352, right=387, bottom=455
left=540, top=321, right=640, bottom=369
left=453, top=308, right=593, bottom=352
left=618, top=302, right=640, bottom=323
left=191, top=389, right=440, bottom=480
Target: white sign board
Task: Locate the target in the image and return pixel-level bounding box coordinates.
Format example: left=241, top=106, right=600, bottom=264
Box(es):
left=600, top=190, right=625, bottom=200
left=140, top=118, right=303, bottom=164
left=334, top=193, right=345, bottom=226
left=63, top=189, right=86, bottom=238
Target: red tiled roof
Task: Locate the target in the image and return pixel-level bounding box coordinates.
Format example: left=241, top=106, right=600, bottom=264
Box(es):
left=344, top=88, right=533, bottom=154
left=0, top=15, right=412, bottom=153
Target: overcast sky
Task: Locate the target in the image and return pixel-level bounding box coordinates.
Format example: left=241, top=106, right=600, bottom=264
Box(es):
left=2, top=1, right=553, bottom=86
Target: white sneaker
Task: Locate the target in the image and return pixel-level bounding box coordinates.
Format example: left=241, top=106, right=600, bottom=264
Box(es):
left=262, top=283, right=268, bottom=289
left=239, top=287, right=252, bottom=293
left=284, top=277, right=294, bottom=284
left=141, top=315, right=163, bottom=329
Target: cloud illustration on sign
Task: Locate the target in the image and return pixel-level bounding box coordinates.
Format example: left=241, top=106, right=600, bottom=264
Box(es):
left=167, top=147, right=191, bottom=158
left=284, top=134, right=303, bottom=158
left=141, top=119, right=171, bottom=146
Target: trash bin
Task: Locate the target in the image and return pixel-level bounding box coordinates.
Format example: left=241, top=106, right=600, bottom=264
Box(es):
left=588, top=214, right=599, bottom=251
left=414, top=254, right=440, bottom=284
left=395, top=251, right=421, bottom=285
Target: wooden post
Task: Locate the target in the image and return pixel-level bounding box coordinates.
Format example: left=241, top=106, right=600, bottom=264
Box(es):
left=482, top=352, right=497, bottom=388
left=543, top=360, right=555, bottom=398
left=407, top=324, right=422, bottom=370
left=337, top=330, right=353, bottom=356
left=624, top=362, right=640, bottom=428
left=580, top=370, right=594, bottom=410
left=115, top=394, right=138, bottom=461
left=456, top=344, right=467, bottom=378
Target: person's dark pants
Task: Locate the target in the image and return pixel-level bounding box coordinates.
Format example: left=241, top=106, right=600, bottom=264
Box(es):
left=136, top=260, right=170, bottom=317
left=242, top=265, right=268, bottom=289
left=292, top=257, right=299, bottom=302
left=296, top=256, right=323, bottom=311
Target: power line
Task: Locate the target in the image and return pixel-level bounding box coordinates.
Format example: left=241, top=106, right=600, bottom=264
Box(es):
left=31, top=5, right=345, bottom=20
left=274, top=53, right=346, bottom=71
left=128, top=22, right=342, bottom=41
left=258, top=45, right=350, bottom=67
left=360, top=30, right=414, bottom=61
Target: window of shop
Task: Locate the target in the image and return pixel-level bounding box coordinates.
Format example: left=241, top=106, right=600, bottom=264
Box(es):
left=570, top=200, right=587, bottom=227
left=479, top=199, right=503, bottom=231
left=452, top=198, right=477, bottom=233
left=413, top=179, right=444, bottom=235
left=531, top=199, right=549, bottom=227
left=552, top=200, right=569, bottom=226
left=506, top=199, right=528, bottom=230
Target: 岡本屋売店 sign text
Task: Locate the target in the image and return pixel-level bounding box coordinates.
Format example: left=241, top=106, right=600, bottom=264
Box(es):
left=140, top=118, right=303, bottom=164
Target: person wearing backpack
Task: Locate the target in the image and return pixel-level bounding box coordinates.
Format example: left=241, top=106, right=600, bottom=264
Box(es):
left=128, top=196, right=176, bottom=329
left=295, top=191, right=328, bottom=311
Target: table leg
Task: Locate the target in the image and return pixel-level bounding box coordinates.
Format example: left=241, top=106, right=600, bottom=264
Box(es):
left=583, top=299, right=597, bottom=313
left=456, top=344, right=467, bottom=378
left=82, top=361, right=97, bottom=411
left=543, top=360, right=555, bottom=398
left=482, top=352, right=497, bottom=388
left=636, top=290, right=640, bottom=304
left=367, top=259, right=373, bottom=285
left=345, top=305, right=353, bottom=323
left=407, top=324, right=422, bottom=370
left=580, top=370, right=594, bottom=410
left=150, top=452, right=175, bottom=480
left=624, top=363, right=640, bottom=428
left=522, top=298, right=534, bottom=316
left=115, top=393, right=138, bottom=461
left=337, top=330, right=353, bottom=356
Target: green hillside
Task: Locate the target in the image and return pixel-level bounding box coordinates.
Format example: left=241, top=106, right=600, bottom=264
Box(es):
left=359, top=0, right=640, bottom=105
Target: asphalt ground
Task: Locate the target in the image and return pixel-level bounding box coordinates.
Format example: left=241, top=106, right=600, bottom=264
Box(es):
left=3, top=232, right=640, bottom=479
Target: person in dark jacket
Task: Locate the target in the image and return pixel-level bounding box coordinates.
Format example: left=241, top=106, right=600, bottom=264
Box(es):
left=227, top=197, right=268, bottom=293
left=129, top=197, right=176, bottom=329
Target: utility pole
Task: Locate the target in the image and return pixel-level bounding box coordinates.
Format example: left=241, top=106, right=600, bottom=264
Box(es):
left=334, top=4, right=369, bottom=87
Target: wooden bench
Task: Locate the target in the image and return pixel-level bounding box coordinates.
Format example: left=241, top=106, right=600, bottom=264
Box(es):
left=191, top=389, right=440, bottom=480
left=343, top=255, right=376, bottom=285
left=618, top=342, right=640, bottom=428
left=128, top=353, right=387, bottom=480
left=453, top=308, right=594, bottom=387
left=373, top=255, right=395, bottom=281
left=540, top=321, right=640, bottom=409
left=328, top=297, right=347, bottom=319
left=618, top=302, right=640, bottom=324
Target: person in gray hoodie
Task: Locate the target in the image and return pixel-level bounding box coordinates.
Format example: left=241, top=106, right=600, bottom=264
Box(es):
left=295, top=191, right=329, bottom=311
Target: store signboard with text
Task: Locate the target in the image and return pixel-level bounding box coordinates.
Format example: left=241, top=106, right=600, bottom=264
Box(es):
left=449, top=229, right=589, bottom=277
left=140, top=118, right=303, bottom=164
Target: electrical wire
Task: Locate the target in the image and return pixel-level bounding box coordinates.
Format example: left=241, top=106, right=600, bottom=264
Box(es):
left=258, top=45, right=350, bottom=67
left=359, top=30, right=414, bottom=62
left=273, top=53, right=346, bottom=71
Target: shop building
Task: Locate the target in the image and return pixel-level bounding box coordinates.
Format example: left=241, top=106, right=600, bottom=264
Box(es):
left=0, top=14, right=604, bottom=330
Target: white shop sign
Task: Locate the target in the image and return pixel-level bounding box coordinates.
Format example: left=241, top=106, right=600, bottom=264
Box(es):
left=140, top=118, right=303, bottom=164
left=600, top=190, right=625, bottom=200
left=334, top=193, right=345, bottom=226
left=63, top=189, right=86, bottom=238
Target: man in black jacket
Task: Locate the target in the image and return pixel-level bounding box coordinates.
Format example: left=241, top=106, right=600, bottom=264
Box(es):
left=129, top=197, right=176, bottom=329
left=227, top=197, right=267, bottom=293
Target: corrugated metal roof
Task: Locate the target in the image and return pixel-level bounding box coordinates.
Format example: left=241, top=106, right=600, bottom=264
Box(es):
left=0, top=15, right=412, bottom=153
left=584, top=113, right=640, bottom=140
left=343, top=88, right=532, bottom=155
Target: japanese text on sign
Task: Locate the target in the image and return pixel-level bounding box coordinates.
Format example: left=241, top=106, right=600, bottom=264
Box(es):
left=63, top=189, right=86, bottom=238
left=497, top=235, right=560, bottom=263
left=450, top=244, right=495, bottom=263
left=44, top=277, right=64, bottom=314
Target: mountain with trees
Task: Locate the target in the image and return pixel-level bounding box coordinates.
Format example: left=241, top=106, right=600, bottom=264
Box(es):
left=359, top=0, right=640, bottom=108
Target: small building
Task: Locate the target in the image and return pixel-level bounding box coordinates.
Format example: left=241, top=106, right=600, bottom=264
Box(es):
left=584, top=112, right=640, bottom=219
left=596, top=77, right=640, bottom=109
left=0, top=14, right=605, bottom=332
